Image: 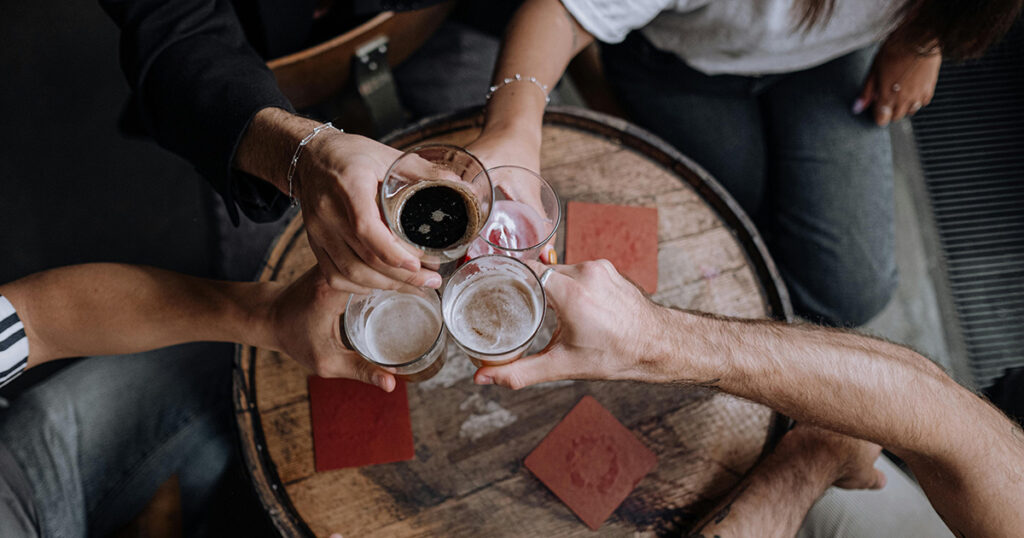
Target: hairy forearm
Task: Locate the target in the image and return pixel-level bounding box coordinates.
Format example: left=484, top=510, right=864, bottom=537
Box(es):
left=482, top=0, right=594, bottom=143
left=690, top=428, right=842, bottom=537
left=649, top=309, right=1024, bottom=535
left=234, top=107, right=322, bottom=192
left=0, top=264, right=281, bottom=365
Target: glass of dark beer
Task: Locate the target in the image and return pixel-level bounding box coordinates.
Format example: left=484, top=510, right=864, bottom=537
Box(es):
left=344, top=287, right=447, bottom=382
left=381, top=144, right=493, bottom=265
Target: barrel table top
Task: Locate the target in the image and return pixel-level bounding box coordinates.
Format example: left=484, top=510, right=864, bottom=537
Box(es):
left=234, top=106, right=793, bottom=537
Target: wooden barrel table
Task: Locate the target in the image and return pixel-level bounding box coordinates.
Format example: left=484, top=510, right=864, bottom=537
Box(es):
left=234, top=107, right=793, bottom=537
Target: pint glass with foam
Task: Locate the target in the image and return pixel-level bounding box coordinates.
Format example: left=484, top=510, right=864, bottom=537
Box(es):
left=344, top=288, right=447, bottom=382
left=442, top=255, right=546, bottom=367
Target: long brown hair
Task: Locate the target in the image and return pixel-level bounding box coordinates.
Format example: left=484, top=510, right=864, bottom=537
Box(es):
left=795, top=0, right=1023, bottom=58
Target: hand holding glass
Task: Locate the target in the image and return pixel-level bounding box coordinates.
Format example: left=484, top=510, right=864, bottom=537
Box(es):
left=467, top=166, right=559, bottom=260
left=344, top=288, right=447, bottom=382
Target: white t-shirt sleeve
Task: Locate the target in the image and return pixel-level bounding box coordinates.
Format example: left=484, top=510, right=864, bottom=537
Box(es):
left=560, top=0, right=708, bottom=43
left=0, top=296, right=28, bottom=388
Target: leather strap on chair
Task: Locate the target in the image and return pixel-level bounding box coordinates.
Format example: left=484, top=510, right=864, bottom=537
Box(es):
left=353, top=36, right=407, bottom=136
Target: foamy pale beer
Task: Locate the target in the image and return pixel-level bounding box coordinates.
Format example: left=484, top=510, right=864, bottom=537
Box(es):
left=344, top=288, right=446, bottom=382
left=442, top=255, right=546, bottom=367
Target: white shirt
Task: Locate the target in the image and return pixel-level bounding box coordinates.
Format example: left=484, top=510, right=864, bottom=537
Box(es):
left=562, top=0, right=898, bottom=75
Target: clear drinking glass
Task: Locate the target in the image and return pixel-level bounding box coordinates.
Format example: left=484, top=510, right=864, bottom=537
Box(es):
left=467, top=166, right=560, bottom=260
left=380, top=144, right=493, bottom=265
left=442, top=255, right=546, bottom=368
left=344, top=288, right=447, bottom=382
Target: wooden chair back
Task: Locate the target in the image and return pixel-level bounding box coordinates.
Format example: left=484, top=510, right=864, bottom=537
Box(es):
left=267, top=2, right=454, bottom=110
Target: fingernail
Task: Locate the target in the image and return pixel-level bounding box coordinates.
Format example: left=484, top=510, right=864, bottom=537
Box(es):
left=545, top=246, right=558, bottom=264
left=852, top=98, right=866, bottom=115
left=373, top=373, right=388, bottom=389
left=476, top=375, right=493, bottom=385
left=401, top=259, right=419, bottom=272
left=878, top=106, right=892, bottom=127
left=425, top=274, right=442, bottom=288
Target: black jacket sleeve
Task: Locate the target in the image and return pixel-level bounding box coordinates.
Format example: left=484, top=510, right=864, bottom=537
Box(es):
left=99, top=0, right=296, bottom=224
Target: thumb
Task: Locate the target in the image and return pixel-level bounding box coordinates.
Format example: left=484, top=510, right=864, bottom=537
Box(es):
left=474, top=347, right=573, bottom=390
left=333, top=351, right=397, bottom=392
left=853, top=72, right=876, bottom=115
left=870, top=468, right=887, bottom=490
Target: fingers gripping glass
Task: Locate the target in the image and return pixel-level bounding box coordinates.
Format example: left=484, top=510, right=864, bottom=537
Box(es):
left=467, top=166, right=560, bottom=261
left=380, top=144, right=493, bottom=265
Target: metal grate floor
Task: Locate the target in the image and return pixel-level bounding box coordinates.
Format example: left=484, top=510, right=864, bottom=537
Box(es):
left=910, top=22, right=1024, bottom=388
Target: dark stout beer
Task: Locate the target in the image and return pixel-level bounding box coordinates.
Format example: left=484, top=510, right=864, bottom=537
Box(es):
left=395, top=181, right=482, bottom=251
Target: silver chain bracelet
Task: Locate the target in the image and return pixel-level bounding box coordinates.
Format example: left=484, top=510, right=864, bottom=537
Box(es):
left=486, top=74, right=550, bottom=104
left=287, top=121, right=340, bottom=207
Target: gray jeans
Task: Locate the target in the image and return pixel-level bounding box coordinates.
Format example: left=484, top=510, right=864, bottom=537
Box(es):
left=603, top=34, right=898, bottom=326
left=0, top=343, right=234, bottom=537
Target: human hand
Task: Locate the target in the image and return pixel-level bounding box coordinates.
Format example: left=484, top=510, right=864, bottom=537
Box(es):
left=467, top=132, right=557, bottom=263
left=268, top=266, right=396, bottom=392
left=854, top=38, right=942, bottom=127
left=297, top=130, right=442, bottom=293
left=474, top=260, right=663, bottom=389
left=784, top=423, right=886, bottom=491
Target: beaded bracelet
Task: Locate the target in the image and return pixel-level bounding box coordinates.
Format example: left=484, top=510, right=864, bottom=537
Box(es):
left=287, top=122, right=340, bottom=206
left=486, top=74, right=550, bottom=104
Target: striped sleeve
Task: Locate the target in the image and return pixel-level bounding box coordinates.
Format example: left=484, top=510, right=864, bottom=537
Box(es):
left=0, top=296, right=28, bottom=388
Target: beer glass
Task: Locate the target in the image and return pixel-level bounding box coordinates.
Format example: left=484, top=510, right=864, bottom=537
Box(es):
left=467, top=166, right=560, bottom=260
left=442, top=255, right=546, bottom=367
left=344, top=287, right=447, bottom=382
left=380, top=144, right=493, bottom=265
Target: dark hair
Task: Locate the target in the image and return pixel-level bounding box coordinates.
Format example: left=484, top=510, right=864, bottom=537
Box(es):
left=796, top=0, right=1023, bottom=59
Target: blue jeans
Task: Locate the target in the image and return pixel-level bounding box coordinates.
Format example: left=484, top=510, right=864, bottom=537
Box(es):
left=0, top=343, right=234, bottom=537
left=602, top=34, right=898, bottom=326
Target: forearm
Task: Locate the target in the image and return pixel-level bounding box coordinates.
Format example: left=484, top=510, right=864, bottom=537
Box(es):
left=650, top=309, right=1024, bottom=535
left=653, top=310, right=966, bottom=455
left=0, top=264, right=281, bottom=366
left=234, top=107, right=323, bottom=193
left=482, top=0, right=593, bottom=145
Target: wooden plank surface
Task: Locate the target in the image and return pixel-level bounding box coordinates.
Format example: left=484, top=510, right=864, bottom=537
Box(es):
left=237, top=114, right=783, bottom=537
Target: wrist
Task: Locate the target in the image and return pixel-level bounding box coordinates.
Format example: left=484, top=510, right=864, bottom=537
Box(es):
left=234, top=107, right=321, bottom=192
left=480, top=118, right=543, bottom=152
left=234, top=281, right=285, bottom=352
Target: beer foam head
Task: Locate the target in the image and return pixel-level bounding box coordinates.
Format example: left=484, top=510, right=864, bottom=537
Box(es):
left=357, top=293, right=442, bottom=365
left=446, top=273, right=543, bottom=354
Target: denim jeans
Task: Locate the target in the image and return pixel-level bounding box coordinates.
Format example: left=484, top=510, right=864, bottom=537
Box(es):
left=602, top=34, right=898, bottom=326
left=0, top=343, right=234, bottom=537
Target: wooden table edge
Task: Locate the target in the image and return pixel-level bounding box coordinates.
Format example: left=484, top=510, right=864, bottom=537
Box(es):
left=233, top=106, right=795, bottom=538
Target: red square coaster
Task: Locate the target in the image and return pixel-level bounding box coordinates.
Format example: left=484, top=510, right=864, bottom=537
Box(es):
left=307, top=376, right=415, bottom=471
left=525, top=396, right=657, bottom=530
left=564, top=201, right=659, bottom=293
